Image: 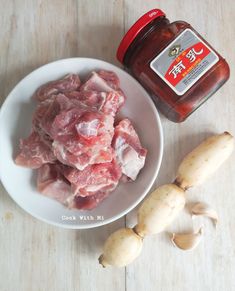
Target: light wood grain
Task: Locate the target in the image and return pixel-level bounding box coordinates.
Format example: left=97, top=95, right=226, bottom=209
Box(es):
left=0, top=0, right=235, bottom=291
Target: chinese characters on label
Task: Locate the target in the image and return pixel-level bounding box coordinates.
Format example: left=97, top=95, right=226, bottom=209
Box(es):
left=186, top=47, right=204, bottom=62
left=150, top=28, right=219, bottom=95
left=169, top=47, right=204, bottom=79
left=168, top=60, right=185, bottom=79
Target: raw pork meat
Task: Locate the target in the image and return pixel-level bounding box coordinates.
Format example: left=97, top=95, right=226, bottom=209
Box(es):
left=37, top=159, right=121, bottom=210
left=37, top=163, right=72, bottom=203
left=63, top=158, right=122, bottom=196
left=34, top=74, right=81, bottom=102
left=15, top=70, right=147, bottom=210
left=64, top=90, right=125, bottom=116
left=15, top=131, right=56, bottom=169
left=101, top=91, right=125, bottom=116
left=52, top=111, right=114, bottom=170
left=81, top=70, right=119, bottom=92
left=112, top=119, right=147, bottom=180
left=71, top=191, right=111, bottom=210
left=97, top=70, right=120, bottom=90
left=80, top=70, right=125, bottom=115
left=38, top=94, right=83, bottom=137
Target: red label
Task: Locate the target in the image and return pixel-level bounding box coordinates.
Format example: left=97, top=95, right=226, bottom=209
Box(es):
left=164, top=42, right=210, bottom=86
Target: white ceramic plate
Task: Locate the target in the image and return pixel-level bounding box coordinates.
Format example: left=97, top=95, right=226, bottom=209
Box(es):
left=0, top=58, right=163, bottom=229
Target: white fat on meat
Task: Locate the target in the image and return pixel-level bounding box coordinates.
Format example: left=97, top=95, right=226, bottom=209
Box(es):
left=52, top=140, right=67, bottom=161
left=98, top=92, right=107, bottom=109
left=81, top=72, right=115, bottom=92
left=112, top=119, right=147, bottom=181
left=75, top=119, right=99, bottom=138
left=115, top=136, right=145, bottom=180
left=82, top=181, right=117, bottom=194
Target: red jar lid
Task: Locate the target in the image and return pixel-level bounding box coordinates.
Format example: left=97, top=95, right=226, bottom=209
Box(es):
left=116, top=9, right=166, bottom=63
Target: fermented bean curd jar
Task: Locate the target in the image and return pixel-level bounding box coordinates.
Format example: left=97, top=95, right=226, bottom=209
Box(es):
left=117, top=9, right=230, bottom=122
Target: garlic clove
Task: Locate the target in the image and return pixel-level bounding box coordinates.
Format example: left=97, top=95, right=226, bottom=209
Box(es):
left=171, top=227, right=203, bottom=251
left=190, top=202, right=218, bottom=227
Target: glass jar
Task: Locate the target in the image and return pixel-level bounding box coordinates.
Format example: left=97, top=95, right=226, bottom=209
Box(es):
left=117, top=9, right=230, bottom=122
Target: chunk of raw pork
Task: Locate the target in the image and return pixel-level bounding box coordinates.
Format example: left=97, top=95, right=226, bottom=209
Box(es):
left=100, top=91, right=125, bottom=116
left=63, top=158, right=122, bottom=196
left=98, top=70, right=120, bottom=90
left=37, top=163, right=72, bottom=203
left=52, top=112, right=114, bottom=170
left=64, top=90, right=125, bottom=117
left=112, top=119, right=147, bottom=180
left=37, top=94, right=85, bottom=139
left=34, top=74, right=81, bottom=102
left=32, top=98, right=55, bottom=147
left=71, top=191, right=111, bottom=210
left=81, top=70, right=119, bottom=92
left=15, top=70, right=147, bottom=211
left=80, top=70, right=125, bottom=115
left=15, top=131, right=56, bottom=169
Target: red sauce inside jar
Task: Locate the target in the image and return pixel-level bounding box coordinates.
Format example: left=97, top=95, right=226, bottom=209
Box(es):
left=117, top=9, right=230, bottom=122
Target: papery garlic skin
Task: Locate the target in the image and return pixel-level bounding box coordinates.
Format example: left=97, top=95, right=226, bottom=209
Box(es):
left=135, top=184, right=185, bottom=237
left=175, top=132, right=234, bottom=190
left=190, top=202, right=218, bottom=226
left=171, top=228, right=203, bottom=251
left=99, top=228, right=143, bottom=267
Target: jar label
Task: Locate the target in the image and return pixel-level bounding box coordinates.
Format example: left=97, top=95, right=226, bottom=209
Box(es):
left=150, top=28, right=219, bottom=95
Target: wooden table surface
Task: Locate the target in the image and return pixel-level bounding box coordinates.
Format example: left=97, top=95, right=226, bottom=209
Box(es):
left=1, top=1, right=235, bottom=290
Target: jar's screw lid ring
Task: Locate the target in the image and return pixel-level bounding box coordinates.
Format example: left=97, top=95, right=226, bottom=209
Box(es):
left=116, top=9, right=166, bottom=63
